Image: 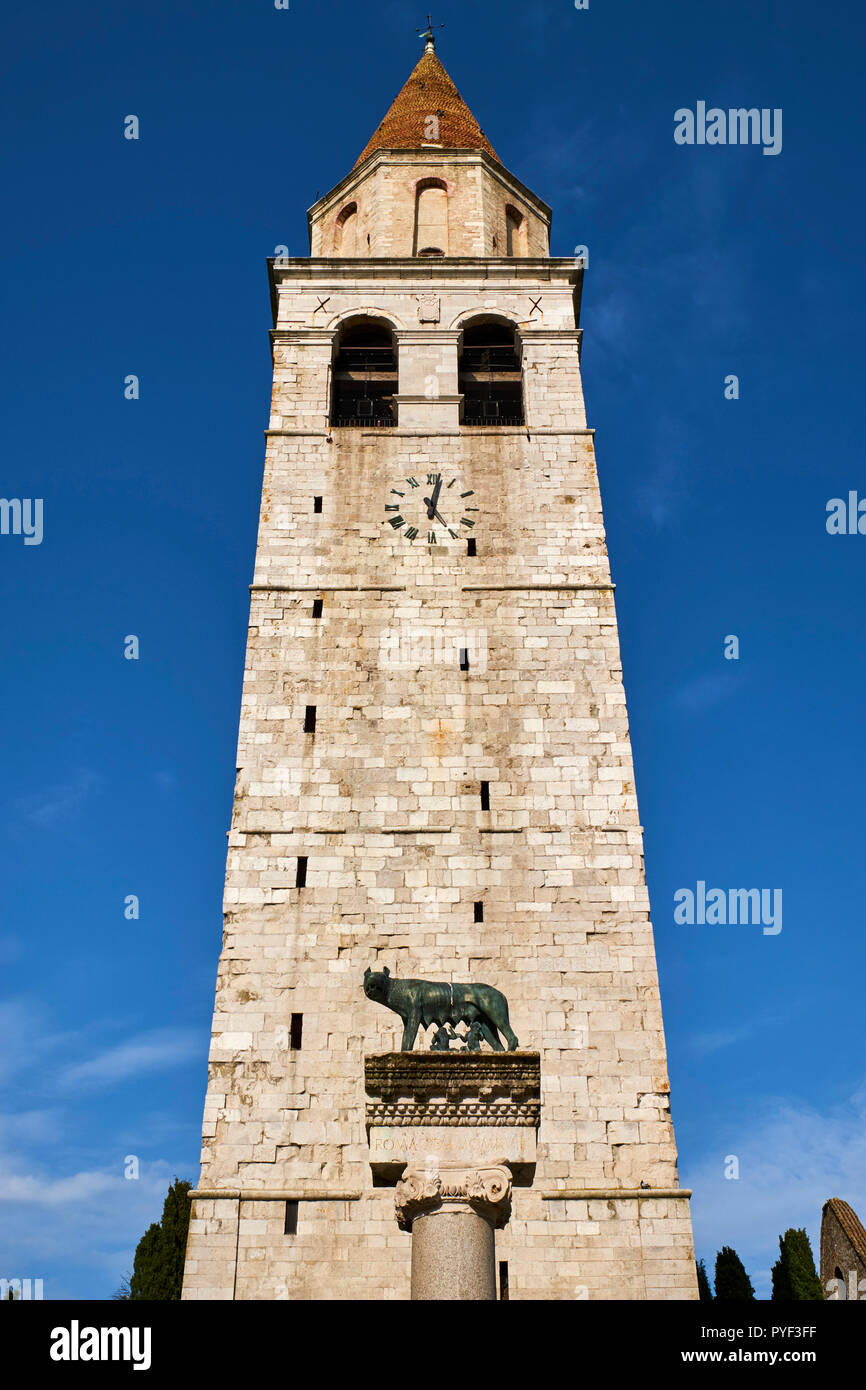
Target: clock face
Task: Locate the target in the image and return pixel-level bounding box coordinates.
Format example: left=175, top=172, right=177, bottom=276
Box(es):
left=383, top=470, right=479, bottom=545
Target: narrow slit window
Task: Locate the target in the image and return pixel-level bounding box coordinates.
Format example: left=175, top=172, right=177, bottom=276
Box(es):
left=313, top=496, right=323, bottom=514
left=480, top=781, right=490, bottom=811
left=414, top=179, right=449, bottom=256
left=459, top=648, right=469, bottom=671
left=295, top=856, right=308, bottom=888
left=505, top=205, right=527, bottom=257
left=312, top=599, right=323, bottom=619
left=499, top=1260, right=509, bottom=1301
left=304, top=705, right=317, bottom=733
left=467, top=538, right=477, bottom=556
left=474, top=901, right=484, bottom=923
left=285, top=1200, right=299, bottom=1235
left=290, top=1013, right=303, bottom=1050
left=335, top=203, right=358, bottom=256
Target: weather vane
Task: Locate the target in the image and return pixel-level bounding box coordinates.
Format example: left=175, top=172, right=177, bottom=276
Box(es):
left=418, top=15, right=445, bottom=49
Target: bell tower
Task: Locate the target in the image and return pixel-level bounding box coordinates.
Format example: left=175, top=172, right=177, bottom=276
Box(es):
left=182, top=32, right=698, bottom=1301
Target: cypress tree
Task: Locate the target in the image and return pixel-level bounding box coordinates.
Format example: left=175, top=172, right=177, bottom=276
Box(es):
left=129, top=1223, right=164, bottom=1301
left=771, top=1229, right=824, bottom=1301
left=158, top=1178, right=192, bottom=1298
left=714, top=1246, right=755, bottom=1300
left=128, top=1179, right=192, bottom=1301
left=696, top=1258, right=713, bottom=1301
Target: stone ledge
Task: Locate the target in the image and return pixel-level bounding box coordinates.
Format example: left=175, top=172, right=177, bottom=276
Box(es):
left=189, top=1189, right=362, bottom=1202
left=541, top=1188, right=692, bottom=1201
left=365, top=1050, right=540, bottom=1113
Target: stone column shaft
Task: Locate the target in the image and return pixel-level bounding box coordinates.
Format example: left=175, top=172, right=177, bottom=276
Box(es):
left=395, top=1161, right=512, bottom=1301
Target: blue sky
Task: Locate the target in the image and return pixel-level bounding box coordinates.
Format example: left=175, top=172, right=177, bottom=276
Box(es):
left=1, top=0, right=864, bottom=1299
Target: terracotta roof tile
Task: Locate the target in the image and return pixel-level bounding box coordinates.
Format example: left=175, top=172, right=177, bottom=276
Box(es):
left=355, top=48, right=499, bottom=168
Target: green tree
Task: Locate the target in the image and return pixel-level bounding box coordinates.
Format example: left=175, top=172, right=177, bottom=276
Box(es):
left=128, top=1179, right=192, bottom=1301
left=129, top=1223, right=163, bottom=1301
left=696, top=1258, right=714, bottom=1301
left=714, top=1246, right=755, bottom=1300
left=771, top=1228, right=824, bottom=1301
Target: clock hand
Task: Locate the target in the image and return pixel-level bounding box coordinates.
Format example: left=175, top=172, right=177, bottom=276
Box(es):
left=424, top=475, right=443, bottom=520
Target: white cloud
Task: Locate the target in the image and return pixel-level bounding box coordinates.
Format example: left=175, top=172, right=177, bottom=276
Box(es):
left=10, top=767, right=102, bottom=830
left=674, top=669, right=744, bottom=713
left=0, top=1167, right=122, bottom=1207
left=0, top=997, right=65, bottom=1084
left=0, top=1109, right=63, bottom=1145
left=684, top=1081, right=866, bottom=1297
left=61, top=1028, right=202, bottom=1089
left=0, top=1095, right=197, bottom=1295
left=689, top=1012, right=782, bottom=1058
left=0, top=1152, right=183, bottom=1297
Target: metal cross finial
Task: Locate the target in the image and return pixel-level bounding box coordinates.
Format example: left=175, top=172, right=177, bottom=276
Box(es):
left=418, top=15, right=444, bottom=50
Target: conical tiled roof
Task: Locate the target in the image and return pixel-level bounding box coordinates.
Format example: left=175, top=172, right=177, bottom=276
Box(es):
left=355, top=46, right=499, bottom=168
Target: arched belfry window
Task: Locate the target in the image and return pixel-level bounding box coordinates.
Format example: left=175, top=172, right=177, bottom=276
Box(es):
left=505, top=205, right=528, bottom=257
left=414, top=179, right=448, bottom=256
left=459, top=318, right=524, bottom=426
left=335, top=203, right=358, bottom=256
left=330, top=319, right=397, bottom=427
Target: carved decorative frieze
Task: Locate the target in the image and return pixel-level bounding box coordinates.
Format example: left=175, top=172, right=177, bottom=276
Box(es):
left=364, top=1051, right=541, bottom=1128
left=365, top=1099, right=539, bottom=1127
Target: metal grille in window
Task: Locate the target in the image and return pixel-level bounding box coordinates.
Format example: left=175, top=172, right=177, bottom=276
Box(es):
left=331, top=323, right=398, bottom=427
left=459, top=321, right=524, bottom=426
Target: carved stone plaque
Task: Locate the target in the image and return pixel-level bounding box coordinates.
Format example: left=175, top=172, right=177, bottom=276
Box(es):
left=417, top=294, right=440, bottom=323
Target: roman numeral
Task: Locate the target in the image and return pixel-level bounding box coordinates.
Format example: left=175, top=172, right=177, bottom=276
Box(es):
left=427, top=472, right=440, bottom=485
left=447, top=478, right=457, bottom=488
left=384, top=504, right=400, bottom=512
left=390, top=489, right=405, bottom=497
left=461, top=490, right=474, bottom=498
left=389, top=516, right=405, bottom=529
left=448, top=528, right=458, bottom=539
left=461, top=518, right=475, bottom=528
left=428, top=531, right=437, bottom=545
left=404, top=526, right=419, bottom=540
left=406, top=477, right=420, bottom=488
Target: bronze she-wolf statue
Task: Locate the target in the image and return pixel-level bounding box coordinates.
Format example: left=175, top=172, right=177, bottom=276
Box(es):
left=363, top=966, right=519, bottom=1052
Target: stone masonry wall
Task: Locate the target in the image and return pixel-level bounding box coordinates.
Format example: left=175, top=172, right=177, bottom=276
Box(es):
left=182, top=261, right=697, bottom=1301
left=308, top=152, right=550, bottom=259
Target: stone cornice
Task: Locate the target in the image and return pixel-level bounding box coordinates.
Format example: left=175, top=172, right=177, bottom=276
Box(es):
left=270, top=327, right=336, bottom=342
left=262, top=427, right=596, bottom=436
left=364, top=1051, right=541, bottom=1128
left=270, top=256, right=582, bottom=287
left=520, top=328, right=584, bottom=340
